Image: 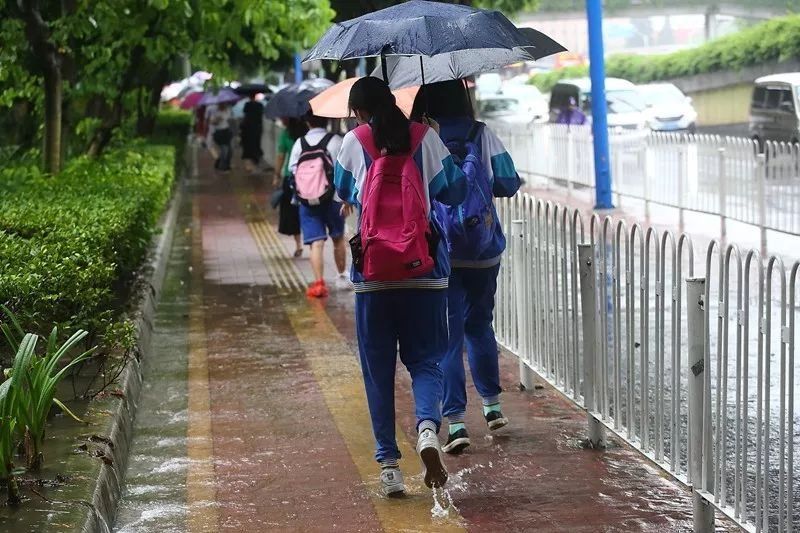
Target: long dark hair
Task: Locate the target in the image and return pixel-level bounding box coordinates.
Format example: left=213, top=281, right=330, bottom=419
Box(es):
left=410, top=80, right=474, bottom=122
left=348, top=76, right=410, bottom=154
left=283, top=117, right=308, bottom=140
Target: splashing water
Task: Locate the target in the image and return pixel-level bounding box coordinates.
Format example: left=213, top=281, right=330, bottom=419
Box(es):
left=430, top=487, right=458, bottom=519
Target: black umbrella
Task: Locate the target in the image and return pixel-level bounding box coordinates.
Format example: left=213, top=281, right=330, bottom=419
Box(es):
left=304, top=1, right=545, bottom=66
left=264, top=78, right=334, bottom=119
left=234, top=83, right=272, bottom=96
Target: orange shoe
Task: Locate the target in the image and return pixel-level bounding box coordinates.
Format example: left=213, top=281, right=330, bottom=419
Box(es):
left=306, top=279, right=329, bottom=298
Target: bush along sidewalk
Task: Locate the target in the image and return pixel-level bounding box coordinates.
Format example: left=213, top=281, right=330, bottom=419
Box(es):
left=529, top=13, right=800, bottom=92
left=0, top=141, right=176, bottom=350
left=0, top=110, right=190, bottom=511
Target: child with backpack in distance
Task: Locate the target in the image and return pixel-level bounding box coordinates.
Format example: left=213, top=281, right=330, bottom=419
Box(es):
left=410, top=80, right=521, bottom=455
left=334, top=76, right=466, bottom=497
left=288, top=113, right=348, bottom=297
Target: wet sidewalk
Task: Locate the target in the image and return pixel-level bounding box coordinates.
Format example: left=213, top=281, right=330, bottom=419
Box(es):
left=114, top=154, right=739, bottom=532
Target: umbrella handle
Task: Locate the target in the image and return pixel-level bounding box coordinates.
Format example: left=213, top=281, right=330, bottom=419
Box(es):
left=381, top=48, right=389, bottom=81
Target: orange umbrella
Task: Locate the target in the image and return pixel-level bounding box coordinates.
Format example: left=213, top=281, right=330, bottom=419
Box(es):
left=310, top=77, right=419, bottom=119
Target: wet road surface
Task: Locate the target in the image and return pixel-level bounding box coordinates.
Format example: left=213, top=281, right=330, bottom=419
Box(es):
left=113, top=153, right=741, bottom=532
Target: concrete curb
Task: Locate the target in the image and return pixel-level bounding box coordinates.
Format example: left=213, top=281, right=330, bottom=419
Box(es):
left=79, top=173, right=186, bottom=533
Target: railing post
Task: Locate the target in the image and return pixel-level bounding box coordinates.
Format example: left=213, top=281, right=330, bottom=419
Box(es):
left=567, top=129, right=575, bottom=196
left=643, top=139, right=651, bottom=220
left=687, top=277, right=714, bottom=533
left=578, top=243, right=606, bottom=448
left=512, top=219, right=536, bottom=390
left=678, top=147, right=686, bottom=234
left=756, top=152, right=767, bottom=256
left=717, top=147, right=726, bottom=244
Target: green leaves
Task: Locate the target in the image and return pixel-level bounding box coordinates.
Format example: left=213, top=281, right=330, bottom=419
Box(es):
left=0, top=129, right=184, bottom=344
left=0, top=316, right=93, bottom=472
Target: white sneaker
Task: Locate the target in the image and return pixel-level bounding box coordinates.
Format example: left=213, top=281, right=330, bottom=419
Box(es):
left=416, top=429, right=448, bottom=488
left=379, top=467, right=405, bottom=497
left=335, top=273, right=353, bottom=291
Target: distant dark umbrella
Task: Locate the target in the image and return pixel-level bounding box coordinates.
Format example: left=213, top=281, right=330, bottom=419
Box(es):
left=304, top=1, right=543, bottom=63
left=234, top=83, right=272, bottom=96
left=264, top=78, right=334, bottom=119
left=198, top=87, right=242, bottom=106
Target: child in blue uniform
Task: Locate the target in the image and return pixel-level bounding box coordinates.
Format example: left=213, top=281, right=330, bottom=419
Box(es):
left=411, top=80, right=521, bottom=454
left=334, top=77, right=466, bottom=496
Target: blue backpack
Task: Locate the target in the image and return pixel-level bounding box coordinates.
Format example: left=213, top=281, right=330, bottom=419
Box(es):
left=436, top=121, right=496, bottom=259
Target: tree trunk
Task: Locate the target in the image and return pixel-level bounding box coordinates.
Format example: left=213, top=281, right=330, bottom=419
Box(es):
left=136, top=68, right=169, bottom=136
left=43, top=68, right=63, bottom=173
left=87, top=46, right=145, bottom=156
left=18, top=0, right=64, bottom=173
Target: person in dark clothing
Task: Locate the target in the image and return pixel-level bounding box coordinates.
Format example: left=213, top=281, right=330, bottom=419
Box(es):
left=241, top=94, right=264, bottom=172
left=274, top=117, right=307, bottom=257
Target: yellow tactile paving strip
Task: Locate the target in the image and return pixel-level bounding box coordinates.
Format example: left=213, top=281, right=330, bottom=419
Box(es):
left=186, top=199, right=220, bottom=531
left=233, top=180, right=304, bottom=294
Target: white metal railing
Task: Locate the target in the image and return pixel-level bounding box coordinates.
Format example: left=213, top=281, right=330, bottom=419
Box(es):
left=495, top=192, right=798, bottom=533
left=488, top=122, right=800, bottom=248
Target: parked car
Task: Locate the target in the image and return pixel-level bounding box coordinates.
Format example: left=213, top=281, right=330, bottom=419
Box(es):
left=549, top=77, right=647, bottom=133
left=638, top=83, right=697, bottom=133
left=477, top=85, right=548, bottom=124
left=749, top=72, right=800, bottom=145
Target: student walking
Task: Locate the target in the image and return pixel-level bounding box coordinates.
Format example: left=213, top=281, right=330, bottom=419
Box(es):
left=240, top=94, right=264, bottom=172
left=274, top=117, right=307, bottom=257
left=334, top=76, right=466, bottom=496
left=411, top=80, right=521, bottom=455
left=208, top=102, right=233, bottom=171
left=288, top=114, right=348, bottom=297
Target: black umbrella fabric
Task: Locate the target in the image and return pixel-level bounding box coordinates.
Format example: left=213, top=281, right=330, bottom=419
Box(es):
left=303, top=0, right=541, bottom=62
left=263, top=78, right=334, bottom=119
left=234, top=83, right=272, bottom=95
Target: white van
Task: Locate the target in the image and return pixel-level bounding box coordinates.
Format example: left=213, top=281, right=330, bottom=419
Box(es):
left=749, top=73, right=800, bottom=145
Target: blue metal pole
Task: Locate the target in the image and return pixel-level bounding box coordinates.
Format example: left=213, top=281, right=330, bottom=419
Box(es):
left=294, top=53, right=303, bottom=84
left=586, top=0, right=613, bottom=209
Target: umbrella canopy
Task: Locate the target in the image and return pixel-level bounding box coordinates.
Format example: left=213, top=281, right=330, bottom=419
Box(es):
left=310, top=77, right=418, bottom=119
left=180, top=91, right=205, bottom=109
left=373, top=48, right=540, bottom=90
left=304, top=0, right=541, bottom=62
left=372, top=28, right=567, bottom=89
left=198, top=87, right=242, bottom=107
left=234, top=83, right=272, bottom=95
left=264, top=78, right=334, bottom=119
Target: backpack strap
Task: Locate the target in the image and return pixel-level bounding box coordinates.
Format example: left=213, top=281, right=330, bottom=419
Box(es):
left=353, top=123, right=429, bottom=160
left=312, top=133, right=334, bottom=151
left=466, top=121, right=484, bottom=144
left=300, top=136, right=311, bottom=152
left=353, top=125, right=381, bottom=161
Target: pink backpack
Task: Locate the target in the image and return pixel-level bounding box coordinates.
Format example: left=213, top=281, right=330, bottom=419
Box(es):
left=353, top=123, right=433, bottom=281
left=294, top=133, right=335, bottom=206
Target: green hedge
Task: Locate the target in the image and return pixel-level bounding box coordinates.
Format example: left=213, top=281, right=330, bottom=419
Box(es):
left=0, top=141, right=176, bottom=345
left=529, top=14, right=800, bottom=92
